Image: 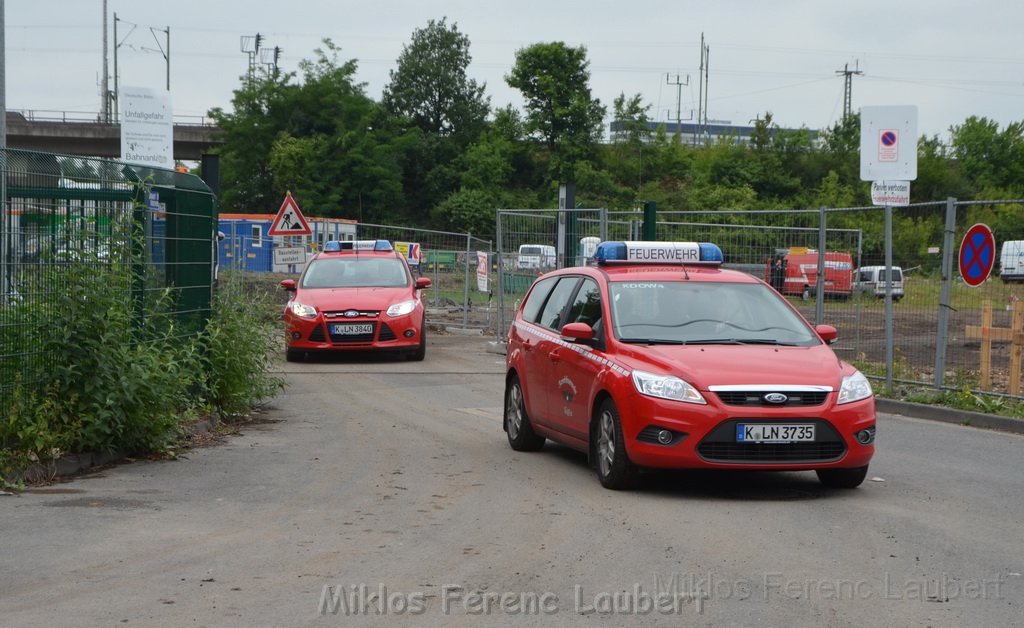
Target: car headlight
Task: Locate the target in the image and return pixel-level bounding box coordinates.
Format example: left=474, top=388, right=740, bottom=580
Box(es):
left=837, top=370, right=873, bottom=405
left=289, top=301, right=317, bottom=319
left=386, top=300, right=417, bottom=317
left=631, top=369, right=706, bottom=404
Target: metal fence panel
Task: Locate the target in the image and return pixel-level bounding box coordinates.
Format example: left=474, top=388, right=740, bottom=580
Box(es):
left=1, top=148, right=217, bottom=410
left=493, top=200, right=1024, bottom=399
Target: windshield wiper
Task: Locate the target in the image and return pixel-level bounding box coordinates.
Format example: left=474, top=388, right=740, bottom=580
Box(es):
left=618, top=338, right=687, bottom=345
left=733, top=338, right=799, bottom=346
left=684, top=338, right=798, bottom=346
left=683, top=338, right=742, bottom=345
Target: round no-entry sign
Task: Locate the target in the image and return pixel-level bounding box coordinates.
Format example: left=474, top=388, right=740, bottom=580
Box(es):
left=958, top=223, right=996, bottom=287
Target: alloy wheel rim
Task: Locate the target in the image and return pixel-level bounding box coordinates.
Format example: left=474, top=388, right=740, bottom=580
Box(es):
left=507, top=384, right=523, bottom=438
left=598, top=411, right=614, bottom=475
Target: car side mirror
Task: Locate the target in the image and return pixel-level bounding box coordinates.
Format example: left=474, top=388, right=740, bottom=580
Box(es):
left=561, top=321, right=595, bottom=346
left=280, top=279, right=296, bottom=291
left=415, top=277, right=432, bottom=290
left=815, top=324, right=838, bottom=344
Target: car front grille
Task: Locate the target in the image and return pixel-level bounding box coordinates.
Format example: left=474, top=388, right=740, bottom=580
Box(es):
left=378, top=323, right=397, bottom=341
left=308, top=325, right=327, bottom=342
left=714, top=391, right=829, bottom=407
left=696, top=419, right=846, bottom=464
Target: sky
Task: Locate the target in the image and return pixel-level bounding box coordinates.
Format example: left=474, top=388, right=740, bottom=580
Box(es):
left=4, top=0, right=1023, bottom=141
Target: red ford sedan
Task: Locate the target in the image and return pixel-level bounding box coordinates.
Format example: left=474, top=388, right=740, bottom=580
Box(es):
left=503, top=241, right=876, bottom=490
left=281, top=240, right=431, bottom=362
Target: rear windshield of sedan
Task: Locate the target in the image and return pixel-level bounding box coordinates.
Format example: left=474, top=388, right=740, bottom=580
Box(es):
left=301, top=257, right=409, bottom=289
left=610, top=280, right=820, bottom=346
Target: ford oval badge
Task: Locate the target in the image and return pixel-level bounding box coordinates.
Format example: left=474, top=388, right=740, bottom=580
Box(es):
left=763, top=392, right=788, bottom=404
left=343, top=309, right=360, bottom=318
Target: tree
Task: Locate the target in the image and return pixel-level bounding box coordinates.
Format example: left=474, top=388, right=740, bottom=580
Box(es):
left=611, top=93, right=651, bottom=145
left=950, top=116, right=1024, bottom=192
left=209, top=70, right=294, bottom=213
left=506, top=42, right=606, bottom=181
left=383, top=19, right=491, bottom=218
left=383, top=18, right=490, bottom=144
left=210, top=40, right=409, bottom=220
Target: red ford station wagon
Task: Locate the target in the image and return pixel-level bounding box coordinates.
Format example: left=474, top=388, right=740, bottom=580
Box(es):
left=503, top=241, right=876, bottom=490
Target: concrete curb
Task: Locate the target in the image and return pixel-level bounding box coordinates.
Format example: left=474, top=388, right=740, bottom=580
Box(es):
left=876, top=398, right=1024, bottom=434
left=15, top=416, right=220, bottom=484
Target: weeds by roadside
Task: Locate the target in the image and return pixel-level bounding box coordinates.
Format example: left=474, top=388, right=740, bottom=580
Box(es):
left=0, top=262, right=284, bottom=486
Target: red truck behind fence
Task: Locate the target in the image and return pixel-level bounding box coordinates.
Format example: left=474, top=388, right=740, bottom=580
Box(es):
left=766, top=248, right=853, bottom=300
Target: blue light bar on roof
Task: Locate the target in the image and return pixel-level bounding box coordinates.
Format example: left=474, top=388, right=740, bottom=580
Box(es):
left=594, top=241, right=723, bottom=266
left=323, top=239, right=394, bottom=252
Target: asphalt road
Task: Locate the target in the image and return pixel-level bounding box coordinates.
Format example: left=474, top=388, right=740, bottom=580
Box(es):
left=3, top=333, right=1022, bottom=627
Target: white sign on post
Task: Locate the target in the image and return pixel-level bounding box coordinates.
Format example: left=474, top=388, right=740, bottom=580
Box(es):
left=273, top=246, right=307, bottom=266
left=860, top=106, right=918, bottom=182
left=119, top=86, right=174, bottom=169
left=870, top=180, right=911, bottom=207
left=476, top=251, right=489, bottom=292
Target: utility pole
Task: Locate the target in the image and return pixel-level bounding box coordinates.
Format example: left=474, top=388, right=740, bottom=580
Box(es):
left=261, top=45, right=282, bottom=75
left=143, top=25, right=170, bottom=91
left=241, top=34, right=262, bottom=82
left=836, top=61, right=863, bottom=120
left=697, top=33, right=710, bottom=147
left=101, top=0, right=109, bottom=122
left=665, top=73, right=689, bottom=141
left=113, top=12, right=130, bottom=122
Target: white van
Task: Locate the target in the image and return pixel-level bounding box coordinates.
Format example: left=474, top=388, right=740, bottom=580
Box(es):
left=577, top=237, right=601, bottom=266
left=516, top=244, right=556, bottom=271
left=855, top=266, right=904, bottom=300
left=1000, top=240, right=1024, bottom=282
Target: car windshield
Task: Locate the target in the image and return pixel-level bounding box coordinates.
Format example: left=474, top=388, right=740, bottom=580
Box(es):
left=301, top=257, right=409, bottom=289
left=610, top=280, right=820, bottom=346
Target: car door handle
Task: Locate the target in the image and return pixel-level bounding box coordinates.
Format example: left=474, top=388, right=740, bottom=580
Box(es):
left=549, top=349, right=561, bottom=363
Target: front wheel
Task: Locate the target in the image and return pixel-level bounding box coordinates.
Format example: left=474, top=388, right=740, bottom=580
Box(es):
left=285, top=348, right=304, bottom=363
left=504, top=375, right=544, bottom=451
left=595, top=399, right=638, bottom=490
left=816, top=465, right=868, bottom=489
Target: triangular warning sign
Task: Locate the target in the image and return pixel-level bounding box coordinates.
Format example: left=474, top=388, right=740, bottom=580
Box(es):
left=268, top=192, right=312, bottom=236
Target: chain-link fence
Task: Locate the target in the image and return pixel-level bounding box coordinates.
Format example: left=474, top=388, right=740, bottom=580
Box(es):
left=354, top=223, right=493, bottom=332
left=1, top=148, right=218, bottom=410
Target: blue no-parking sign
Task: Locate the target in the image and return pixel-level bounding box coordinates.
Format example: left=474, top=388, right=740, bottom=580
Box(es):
left=959, top=224, right=996, bottom=287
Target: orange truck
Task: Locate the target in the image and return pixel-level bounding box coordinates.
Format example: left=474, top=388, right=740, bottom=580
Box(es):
left=766, top=248, right=854, bottom=300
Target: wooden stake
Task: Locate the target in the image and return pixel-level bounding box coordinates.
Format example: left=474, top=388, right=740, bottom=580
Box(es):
left=1010, top=301, right=1024, bottom=397
left=980, top=300, right=992, bottom=390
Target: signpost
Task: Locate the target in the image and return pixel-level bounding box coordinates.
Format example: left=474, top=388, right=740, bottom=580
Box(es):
left=860, top=105, right=918, bottom=393
left=476, top=251, right=489, bottom=292
left=273, top=246, right=307, bottom=267
left=119, top=86, right=174, bottom=170
left=269, top=193, right=312, bottom=273
left=268, top=192, right=312, bottom=236
left=958, top=223, right=996, bottom=287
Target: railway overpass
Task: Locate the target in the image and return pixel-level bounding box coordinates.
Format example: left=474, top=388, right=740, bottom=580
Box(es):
left=4, top=111, right=223, bottom=160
